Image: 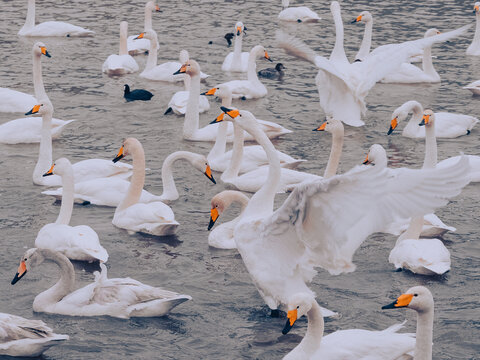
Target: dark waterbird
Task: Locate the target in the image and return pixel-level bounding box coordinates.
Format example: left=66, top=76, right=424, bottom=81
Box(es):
left=258, top=63, right=286, bottom=79
left=124, top=84, right=154, bottom=102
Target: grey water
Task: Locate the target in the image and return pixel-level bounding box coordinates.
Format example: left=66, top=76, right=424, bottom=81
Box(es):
left=0, top=0, right=479, bottom=358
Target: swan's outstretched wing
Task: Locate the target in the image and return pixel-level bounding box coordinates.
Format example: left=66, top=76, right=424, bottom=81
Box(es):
left=264, top=155, right=470, bottom=275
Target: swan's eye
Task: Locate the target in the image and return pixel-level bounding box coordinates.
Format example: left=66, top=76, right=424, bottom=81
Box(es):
left=24, top=258, right=27, bottom=261
left=414, top=294, right=418, bottom=297
left=296, top=305, right=299, bottom=309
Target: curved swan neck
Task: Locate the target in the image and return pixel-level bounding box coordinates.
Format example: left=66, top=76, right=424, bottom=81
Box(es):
left=356, top=19, right=373, bottom=61
left=32, top=50, right=46, bottom=99
left=398, top=216, right=424, bottom=243
left=329, top=2, right=348, bottom=65
left=33, top=112, right=53, bottom=184
left=117, top=141, right=145, bottom=212
left=415, top=308, right=434, bottom=360
left=402, top=101, right=424, bottom=136
left=56, top=165, right=74, bottom=225
left=421, top=45, right=438, bottom=78
left=221, top=122, right=244, bottom=180
left=21, top=0, right=36, bottom=33
left=247, top=49, right=261, bottom=83
left=184, top=72, right=200, bottom=139
left=471, top=13, right=480, bottom=49
left=207, top=96, right=232, bottom=160
left=323, top=127, right=344, bottom=178
left=161, top=151, right=198, bottom=200
left=423, top=118, right=437, bottom=169
left=226, top=191, right=249, bottom=211
left=119, top=23, right=128, bottom=56
left=33, top=249, right=75, bottom=311
left=144, top=35, right=158, bottom=70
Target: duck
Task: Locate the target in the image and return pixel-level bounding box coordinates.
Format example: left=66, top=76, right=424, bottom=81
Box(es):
left=11, top=248, right=192, bottom=318
left=216, top=45, right=272, bottom=99
left=123, top=84, right=153, bottom=102
left=36, top=158, right=108, bottom=263
left=127, top=1, right=161, bottom=55
left=18, top=0, right=94, bottom=37
left=208, top=32, right=234, bottom=47
left=281, top=292, right=415, bottom=360
left=278, top=0, right=321, bottom=23
left=467, top=2, right=480, bottom=55
left=383, top=286, right=435, bottom=360
left=258, top=63, right=286, bottom=79
left=164, top=50, right=210, bottom=115
left=102, top=22, right=139, bottom=76
left=463, top=79, right=480, bottom=95
left=214, top=107, right=470, bottom=315
left=221, top=22, right=249, bottom=72
left=0, top=312, right=68, bottom=357
left=387, top=100, right=478, bottom=138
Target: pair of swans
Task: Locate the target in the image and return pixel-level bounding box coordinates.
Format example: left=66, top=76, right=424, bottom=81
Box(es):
left=210, top=107, right=470, bottom=315
left=36, top=158, right=108, bottom=263
left=18, top=0, right=93, bottom=37
left=102, top=21, right=139, bottom=76
left=0, top=312, right=68, bottom=357
left=111, top=138, right=216, bottom=236
left=11, top=248, right=191, bottom=318
left=277, top=1, right=470, bottom=126
left=222, top=22, right=249, bottom=72
left=278, top=0, right=321, bottom=23
left=127, top=1, right=161, bottom=55
left=467, top=2, right=480, bottom=55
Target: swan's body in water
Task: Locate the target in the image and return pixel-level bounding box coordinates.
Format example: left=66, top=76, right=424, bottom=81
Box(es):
left=281, top=293, right=415, bottom=360
left=383, top=286, right=436, bottom=360
left=222, top=22, right=249, bottom=72
left=463, top=79, right=480, bottom=95
left=278, top=0, right=321, bottom=23
left=0, top=88, right=37, bottom=113
left=103, top=22, right=139, bottom=76
left=467, top=2, right=480, bottom=55
left=127, top=1, right=161, bottom=55
left=35, top=158, right=109, bottom=263
left=18, top=0, right=94, bottom=37
left=11, top=248, right=192, bottom=319
left=0, top=312, right=68, bottom=357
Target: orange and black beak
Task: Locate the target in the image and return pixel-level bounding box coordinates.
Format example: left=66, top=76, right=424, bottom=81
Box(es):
left=25, top=104, right=41, bottom=116
left=221, top=106, right=240, bottom=118
left=210, top=112, right=225, bottom=124
left=236, top=26, right=242, bottom=36
left=173, top=64, right=187, bottom=75
left=382, top=293, right=414, bottom=309
left=282, top=308, right=298, bottom=334
left=387, top=117, right=398, bottom=135
left=208, top=207, right=219, bottom=230
left=43, top=164, right=55, bottom=177
left=264, top=51, right=273, bottom=62
left=362, top=154, right=371, bottom=165
left=113, top=145, right=124, bottom=163
left=474, top=5, right=479, bottom=13
left=11, top=260, right=27, bottom=285
left=201, top=87, right=217, bottom=96
left=155, top=4, right=162, bottom=12
left=204, top=165, right=216, bottom=184
left=40, top=46, right=51, bottom=58
left=419, top=114, right=430, bottom=126
left=134, top=32, right=145, bottom=40
left=351, top=15, right=362, bottom=23
left=313, top=122, right=327, bottom=131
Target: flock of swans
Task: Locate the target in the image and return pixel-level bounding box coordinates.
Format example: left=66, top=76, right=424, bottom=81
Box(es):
left=0, top=0, right=479, bottom=358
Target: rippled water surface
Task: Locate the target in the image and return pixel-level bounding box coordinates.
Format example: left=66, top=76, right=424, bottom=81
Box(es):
left=0, top=0, right=479, bottom=359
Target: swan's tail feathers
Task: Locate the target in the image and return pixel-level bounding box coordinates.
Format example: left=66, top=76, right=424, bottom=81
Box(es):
left=423, top=262, right=450, bottom=275
left=280, top=159, right=307, bottom=170
left=164, top=107, right=173, bottom=115
left=275, top=30, right=318, bottom=66
left=127, top=295, right=192, bottom=317
left=319, top=306, right=338, bottom=318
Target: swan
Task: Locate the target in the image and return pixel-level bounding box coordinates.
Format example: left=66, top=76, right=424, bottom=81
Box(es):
left=18, top=0, right=94, bottom=37
left=463, top=79, right=480, bottom=95
left=102, top=21, right=139, bottom=76
left=278, top=0, right=321, bottom=23
left=111, top=138, right=216, bottom=235
left=351, top=11, right=373, bottom=62
left=281, top=293, right=415, bottom=360
left=0, top=88, right=37, bottom=113
left=216, top=45, right=272, bottom=99
left=11, top=248, right=192, bottom=318
left=126, top=1, right=161, bottom=55
left=215, top=107, right=470, bottom=315
left=164, top=50, right=210, bottom=115
left=277, top=1, right=470, bottom=127
left=467, top=2, right=480, bottom=55
left=24, top=101, right=132, bottom=186
left=388, top=100, right=478, bottom=138
left=0, top=312, right=68, bottom=357
left=36, top=158, right=109, bottom=263
left=383, top=286, right=435, bottom=360
left=221, top=22, right=250, bottom=72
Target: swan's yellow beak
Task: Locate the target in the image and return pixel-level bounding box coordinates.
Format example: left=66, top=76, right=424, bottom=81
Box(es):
left=11, top=260, right=27, bottom=285
left=43, top=164, right=55, bottom=177
left=208, top=207, right=219, bottom=230
left=474, top=5, right=479, bottom=13
left=352, top=14, right=362, bottom=23
left=264, top=51, right=273, bottom=62
left=134, top=32, right=145, bottom=40
left=419, top=114, right=430, bottom=126
left=202, top=87, right=217, bottom=96
left=236, top=26, right=242, bottom=36
left=382, top=293, right=413, bottom=309
left=313, top=122, right=327, bottom=131
left=282, top=309, right=298, bottom=334
left=40, top=46, right=51, bottom=58
left=25, top=104, right=41, bottom=116
left=210, top=113, right=225, bottom=124
left=173, top=64, right=187, bottom=75
left=221, top=106, right=240, bottom=119
left=363, top=154, right=371, bottom=165
left=155, top=4, right=161, bottom=12
left=113, top=145, right=125, bottom=163
left=387, top=117, right=398, bottom=135
left=204, top=165, right=216, bottom=184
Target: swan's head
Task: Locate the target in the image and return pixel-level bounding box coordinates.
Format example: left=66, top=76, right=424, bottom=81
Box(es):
left=424, top=28, right=441, bottom=38
left=235, top=21, right=246, bottom=36
left=25, top=100, right=53, bottom=117
left=211, top=107, right=258, bottom=133
left=351, top=11, right=372, bottom=24
left=188, top=153, right=216, bottom=185
left=474, top=2, right=480, bottom=14
left=419, top=109, right=435, bottom=127
left=146, top=1, right=161, bottom=12
left=201, top=85, right=232, bottom=99
left=112, top=137, right=142, bottom=163
left=42, top=158, right=72, bottom=178
left=382, top=286, right=434, bottom=313
left=11, top=248, right=42, bottom=285
left=135, top=29, right=157, bottom=42
left=173, top=60, right=201, bottom=76
left=313, top=116, right=344, bottom=135
left=251, top=45, right=272, bottom=62
left=179, top=49, right=190, bottom=63
left=33, top=42, right=51, bottom=58
left=208, top=190, right=248, bottom=230
left=362, top=144, right=387, bottom=167
left=282, top=292, right=315, bottom=335
left=330, top=1, right=341, bottom=14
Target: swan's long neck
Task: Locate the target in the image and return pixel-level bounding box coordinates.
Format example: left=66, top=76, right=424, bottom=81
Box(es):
left=323, top=127, right=344, bottom=178
left=423, top=120, right=437, bottom=169
left=32, top=53, right=46, bottom=100
left=21, top=0, right=36, bottom=33
left=356, top=20, right=373, bottom=61
left=116, top=144, right=145, bottom=212
left=472, top=12, right=480, bottom=48
left=232, top=33, right=243, bottom=69
left=221, top=122, right=244, bottom=181
left=119, top=26, right=128, bottom=56
left=32, top=249, right=75, bottom=312
left=144, top=37, right=158, bottom=70
left=33, top=112, right=53, bottom=184
left=56, top=167, right=74, bottom=225
left=421, top=45, right=438, bottom=79
left=329, top=2, right=348, bottom=65
left=160, top=151, right=196, bottom=200
left=207, top=96, right=232, bottom=161
left=402, top=101, right=424, bottom=137
left=414, top=308, right=434, bottom=360
left=247, top=50, right=261, bottom=83
left=184, top=73, right=200, bottom=139
left=397, top=216, right=424, bottom=243
left=144, top=6, right=153, bottom=30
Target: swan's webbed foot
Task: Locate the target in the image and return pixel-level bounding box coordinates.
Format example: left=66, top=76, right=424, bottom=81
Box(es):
left=271, top=309, right=280, bottom=317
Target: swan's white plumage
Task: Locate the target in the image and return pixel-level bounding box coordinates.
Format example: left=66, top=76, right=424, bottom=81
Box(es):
left=103, top=22, right=139, bottom=76
left=463, top=79, right=480, bottom=95
left=437, top=155, right=480, bottom=182
left=384, top=212, right=456, bottom=238
left=126, top=1, right=160, bottom=55
left=0, top=88, right=37, bottom=113
left=278, top=0, right=321, bottom=23
left=0, top=117, right=74, bottom=144
left=222, top=22, right=249, bottom=72
left=467, top=2, right=480, bottom=55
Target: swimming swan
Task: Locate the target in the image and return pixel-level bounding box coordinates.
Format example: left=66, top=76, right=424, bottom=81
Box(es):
left=127, top=1, right=161, bottom=55
left=36, top=158, right=109, bottom=263
left=11, top=248, right=192, bottom=318
left=467, top=2, right=480, bottom=55
left=18, top=0, right=94, bottom=37
left=463, top=79, right=480, bottom=95
left=278, top=0, right=321, bottom=23
left=102, top=21, right=139, bottom=76
left=222, top=22, right=249, bottom=72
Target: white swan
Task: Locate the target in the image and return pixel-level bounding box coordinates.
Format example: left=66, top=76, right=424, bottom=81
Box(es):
left=24, top=101, right=132, bottom=186
left=351, top=11, right=373, bottom=62
left=277, top=2, right=470, bottom=127
left=36, top=158, right=109, bottom=263
left=102, top=21, right=139, bottom=76
left=281, top=293, right=415, bottom=360
left=215, top=107, right=470, bottom=314
left=278, top=0, right=321, bottom=23
left=221, top=22, right=249, bottom=72
left=126, top=1, right=161, bottom=55
left=388, top=100, right=478, bottom=138
left=383, top=286, right=435, bottom=360
left=463, top=79, right=480, bottom=95
left=467, top=2, right=480, bottom=55
left=216, top=45, right=271, bottom=99
left=18, top=0, right=94, bottom=37
left=0, top=312, right=68, bottom=357
left=11, top=248, right=191, bottom=318
left=0, top=87, right=37, bottom=113
left=164, top=50, right=210, bottom=115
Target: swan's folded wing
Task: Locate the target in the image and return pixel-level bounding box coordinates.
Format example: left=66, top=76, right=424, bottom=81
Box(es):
left=0, top=314, right=53, bottom=341
left=264, top=156, right=470, bottom=275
